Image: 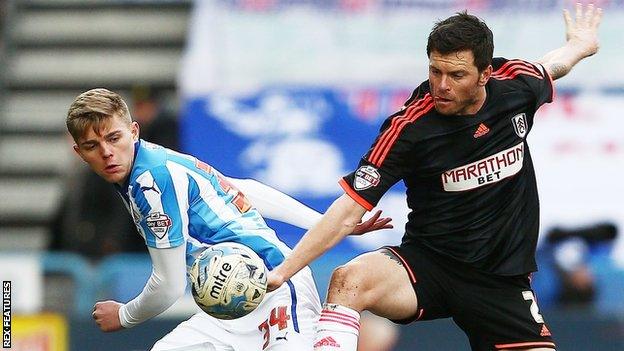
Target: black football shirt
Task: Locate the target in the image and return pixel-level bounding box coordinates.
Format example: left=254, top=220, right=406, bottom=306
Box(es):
left=341, top=58, right=555, bottom=275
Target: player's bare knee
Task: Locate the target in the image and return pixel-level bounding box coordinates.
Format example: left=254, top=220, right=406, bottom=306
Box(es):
left=328, top=264, right=362, bottom=295
left=327, top=262, right=374, bottom=308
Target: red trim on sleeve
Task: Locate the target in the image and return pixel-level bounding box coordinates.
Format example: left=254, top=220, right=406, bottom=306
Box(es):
left=495, top=341, right=556, bottom=350
left=339, top=178, right=374, bottom=211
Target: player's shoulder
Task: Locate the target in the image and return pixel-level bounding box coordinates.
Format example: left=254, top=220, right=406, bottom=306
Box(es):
left=377, top=81, right=436, bottom=140
left=402, top=80, right=432, bottom=108
left=490, top=57, right=548, bottom=84
left=129, top=140, right=174, bottom=188
left=135, top=139, right=167, bottom=167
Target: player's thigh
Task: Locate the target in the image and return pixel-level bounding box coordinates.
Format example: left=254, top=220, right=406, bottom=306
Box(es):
left=151, top=314, right=233, bottom=351
left=254, top=268, right=319, bottom=351
left=328, top=250, right=417, bottom=320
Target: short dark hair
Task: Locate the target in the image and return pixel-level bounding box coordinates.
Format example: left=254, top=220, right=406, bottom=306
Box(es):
left=426, top=11, right=494, bottom=72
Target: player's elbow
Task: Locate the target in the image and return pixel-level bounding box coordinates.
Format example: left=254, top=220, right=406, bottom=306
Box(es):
left=339, top=217, right=360, bottom=234
left=168, top=281, right=187, bottom=300
left=334, top=194, right=367, bottom=234
left=163, top=289, right=184, bottom=305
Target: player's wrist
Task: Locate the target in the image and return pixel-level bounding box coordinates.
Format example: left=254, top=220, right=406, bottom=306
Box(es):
left=272, top=265, right=289, bottom=283
left=117, top=303, right=131, bottom=329
left=566, top=39, right=598, bottom=58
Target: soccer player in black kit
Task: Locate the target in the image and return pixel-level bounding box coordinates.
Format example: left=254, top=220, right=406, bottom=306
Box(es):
left=268, top=3, right=602, bottom=351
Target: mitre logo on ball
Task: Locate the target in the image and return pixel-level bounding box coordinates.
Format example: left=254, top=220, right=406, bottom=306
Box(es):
left=189, top=242, right=268, bottom=320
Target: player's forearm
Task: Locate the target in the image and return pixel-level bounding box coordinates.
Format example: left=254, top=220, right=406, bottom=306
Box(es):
left=273, top=194, right=365, bottom=281
left=118, top=245, right=187, bottom=328
left=228, top=177, right=322, bottom=229
left=119, top=272, right=185, bottom=327
left=538, top=43, right=589, bottom=80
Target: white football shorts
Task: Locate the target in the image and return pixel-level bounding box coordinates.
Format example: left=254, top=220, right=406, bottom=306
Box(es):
left=151, top=266, right=321, bottom=351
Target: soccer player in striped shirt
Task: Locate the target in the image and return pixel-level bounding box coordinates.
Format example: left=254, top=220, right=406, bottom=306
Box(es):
left=268, top=3, right=602, bottom=351
left=66, top=88, right=390, bottom=351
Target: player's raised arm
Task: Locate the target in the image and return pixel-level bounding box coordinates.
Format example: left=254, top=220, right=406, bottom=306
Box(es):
left=227, top=177, right=323, bottom=229
left=228, top=177, right=391, bottom=233
left=267, top=194, right=367, bottom=291
left=538, top=2, right=602, bottom=80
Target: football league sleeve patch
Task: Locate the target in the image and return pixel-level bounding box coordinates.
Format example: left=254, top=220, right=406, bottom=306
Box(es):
left=341, top=106, right=424, bottom=210
left=341, top=157, right=406, bottom=211
left=132, top=169, right=186, bottom=249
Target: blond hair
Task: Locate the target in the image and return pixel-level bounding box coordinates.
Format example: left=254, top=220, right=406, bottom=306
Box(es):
left=66, top=88, right=132, bottom=141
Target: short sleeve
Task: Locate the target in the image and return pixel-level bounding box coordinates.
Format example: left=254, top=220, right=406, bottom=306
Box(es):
left=492, top=58, right=555, bottom=110
left=340, top=154, right=406, bottom=211
left=526, top=61, right=555, bottom=108
left=341, top=92, right=433, bottom=210
left=130, top=167, right=186, bottom=249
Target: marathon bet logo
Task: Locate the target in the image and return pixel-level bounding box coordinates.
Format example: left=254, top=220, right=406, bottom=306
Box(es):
left=442, top=142, right=524, bottom=192
left=354, top=165, right=380, bottom=190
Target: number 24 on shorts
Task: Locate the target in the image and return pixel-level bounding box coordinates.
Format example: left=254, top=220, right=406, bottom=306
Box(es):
left=258, top=306, right=291, bottom=350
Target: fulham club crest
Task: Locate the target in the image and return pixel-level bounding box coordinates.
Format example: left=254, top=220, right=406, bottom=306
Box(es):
left=354, top=165, right=381, bottom=190
left=146, top=212, right=172, bottom=239
left=511, top=113, right=527, bottom=138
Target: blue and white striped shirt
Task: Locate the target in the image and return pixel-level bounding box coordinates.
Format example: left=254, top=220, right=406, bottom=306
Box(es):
left=117, top=140, right=292, bottom=271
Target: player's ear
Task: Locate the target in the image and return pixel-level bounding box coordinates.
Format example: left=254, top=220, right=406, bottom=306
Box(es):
left=478, top=65, right=492, bottom=86
left=131, top=121, right=140, bottom=141
left=73, top=143, right=87, bottom=162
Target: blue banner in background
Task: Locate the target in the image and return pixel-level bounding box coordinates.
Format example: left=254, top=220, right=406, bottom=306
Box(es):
left=181, top=87, right=412, bottom=252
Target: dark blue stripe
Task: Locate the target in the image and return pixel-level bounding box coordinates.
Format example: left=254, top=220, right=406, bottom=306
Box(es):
left=131, top=183, right=156, bottom=246
left=286, top=280, right=299, bottom=333
left=155, top=167, right=184, bottom=247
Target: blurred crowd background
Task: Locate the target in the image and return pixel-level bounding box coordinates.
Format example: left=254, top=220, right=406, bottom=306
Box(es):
left=0, top=0, right=623, bottom=350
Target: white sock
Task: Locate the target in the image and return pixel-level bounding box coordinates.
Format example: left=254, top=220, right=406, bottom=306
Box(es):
left=314, top=303, right=360, bottom=351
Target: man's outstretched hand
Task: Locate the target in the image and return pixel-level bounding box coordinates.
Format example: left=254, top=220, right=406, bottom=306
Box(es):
left=350, top=210, right=393, bottom=236
left=563, top=2, right=602, bottom=58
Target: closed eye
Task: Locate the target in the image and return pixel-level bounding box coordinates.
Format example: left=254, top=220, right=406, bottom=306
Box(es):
left=107, top=133, right=121, bottom=143
left=451, top=72, right=465, bottom=79
left=81, top=142, right=97, bottom=150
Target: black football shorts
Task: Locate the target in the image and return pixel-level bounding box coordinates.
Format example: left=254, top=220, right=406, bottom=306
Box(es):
left=383, top=243, right=556, bottom=351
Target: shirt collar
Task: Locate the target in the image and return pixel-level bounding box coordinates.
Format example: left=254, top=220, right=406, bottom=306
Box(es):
left=115, top=139, right=141, bottom=196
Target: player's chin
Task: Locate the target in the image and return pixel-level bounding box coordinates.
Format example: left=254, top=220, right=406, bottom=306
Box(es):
left=433, top=102, right=456, bottom=115
left=100, top=170, right=124, bottom=184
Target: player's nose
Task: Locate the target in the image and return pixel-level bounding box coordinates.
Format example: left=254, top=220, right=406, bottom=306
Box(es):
left=438, top=76, right=451, bottom=91
left=100, top=143, right=114, bottom=158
